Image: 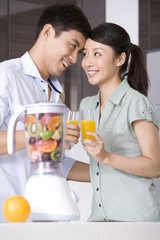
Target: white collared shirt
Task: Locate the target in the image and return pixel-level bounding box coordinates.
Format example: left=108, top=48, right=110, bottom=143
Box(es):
left=0, top=52, right=75, bottom=222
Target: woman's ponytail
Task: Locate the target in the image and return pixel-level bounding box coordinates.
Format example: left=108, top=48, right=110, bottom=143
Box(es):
left=124, top=44, right=150, bottom=96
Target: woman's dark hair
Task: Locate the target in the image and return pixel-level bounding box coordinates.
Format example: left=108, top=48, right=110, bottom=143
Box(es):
left=36, top=3, right=91, bottom=40
left=90, top=23, right=149, bottom=96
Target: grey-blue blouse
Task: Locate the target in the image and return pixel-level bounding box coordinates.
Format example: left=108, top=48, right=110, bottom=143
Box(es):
left=80, top=79, right=160, bottom=222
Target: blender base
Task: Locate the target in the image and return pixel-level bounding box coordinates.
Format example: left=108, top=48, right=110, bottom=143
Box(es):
left=24, top=174, right=80, bottom=222
left=30, top=213, right=80, bottom=222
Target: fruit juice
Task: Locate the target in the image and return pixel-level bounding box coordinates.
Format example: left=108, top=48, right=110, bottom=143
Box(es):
left=66, top=120, right=78, bottom=125
left=81, top=120, right=96, bottom=140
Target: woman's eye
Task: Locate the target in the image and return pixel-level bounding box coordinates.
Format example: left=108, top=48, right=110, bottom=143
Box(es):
left=82, top=52, right=87, bottom=57
left=95, top=52, right=100, bottom=56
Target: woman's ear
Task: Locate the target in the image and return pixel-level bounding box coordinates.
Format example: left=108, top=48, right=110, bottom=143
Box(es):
left=117, top=52, right=126, bottom=66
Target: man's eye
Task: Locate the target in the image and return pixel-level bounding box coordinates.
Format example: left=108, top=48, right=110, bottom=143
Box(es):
left=71, top=44, right=76, bottom=49
left=82, top=52, right=87, bottom=57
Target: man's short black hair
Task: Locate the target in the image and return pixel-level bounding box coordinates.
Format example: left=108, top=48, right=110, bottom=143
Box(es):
left=36, top=3, right=91, bottom=40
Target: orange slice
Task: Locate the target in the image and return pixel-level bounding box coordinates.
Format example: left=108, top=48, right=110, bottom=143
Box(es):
left=48, top=116, right=61, bottom=131
left=29, top=145, right=35, bottom=155
left=25, top=115, right=36, bottom=126
left=39, top=140, right=57, bottom=153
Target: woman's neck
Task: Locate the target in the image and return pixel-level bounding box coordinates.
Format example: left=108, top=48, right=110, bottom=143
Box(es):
left=99, top=78, right=121, bottom=112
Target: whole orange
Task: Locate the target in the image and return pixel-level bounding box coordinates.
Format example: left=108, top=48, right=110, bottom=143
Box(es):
left=2, top=195, right=31, bottom=222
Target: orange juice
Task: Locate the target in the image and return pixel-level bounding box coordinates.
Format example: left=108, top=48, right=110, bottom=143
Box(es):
left=81, top=120, right=96, bottom=140
left=66, top=120, right=78, bottom=125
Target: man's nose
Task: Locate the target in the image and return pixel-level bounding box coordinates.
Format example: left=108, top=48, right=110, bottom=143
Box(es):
left=69, top=52, right=78, bottom=64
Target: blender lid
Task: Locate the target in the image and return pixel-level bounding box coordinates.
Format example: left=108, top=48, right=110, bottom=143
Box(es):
left=24, top=102, right=66, bottom=114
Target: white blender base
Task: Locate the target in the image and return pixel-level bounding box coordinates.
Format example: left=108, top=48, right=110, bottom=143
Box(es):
left=24, top=174, right=80, bottom=222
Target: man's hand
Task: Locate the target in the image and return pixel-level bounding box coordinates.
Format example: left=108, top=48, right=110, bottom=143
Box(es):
left=65, top=122, right=80, bottom=150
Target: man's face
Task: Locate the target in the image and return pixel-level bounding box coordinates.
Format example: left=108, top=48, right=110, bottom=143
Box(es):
left=41, top=26, right=86, bottom=80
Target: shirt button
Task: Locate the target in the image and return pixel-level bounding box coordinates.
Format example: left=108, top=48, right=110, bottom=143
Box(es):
left=97, top=163, right=99, bottom=167
left=43, top=89, right=45, bottom=92
left=96, top=187, right=99, bottom=191
left=96, top=172, right=99, bottom=176
left=41, top=80, right=43, bottom=82
left=99, top=203, right=101, bottom=207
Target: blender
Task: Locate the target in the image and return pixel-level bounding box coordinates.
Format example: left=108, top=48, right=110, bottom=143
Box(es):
left=7, top=103, right=80, bottom=221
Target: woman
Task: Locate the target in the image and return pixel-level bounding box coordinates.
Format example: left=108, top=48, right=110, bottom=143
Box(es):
left=80, top=22, right=160, bottom=222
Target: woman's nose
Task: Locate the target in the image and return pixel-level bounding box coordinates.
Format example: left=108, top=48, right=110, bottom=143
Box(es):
left=85, top=56, right=94, bottom=67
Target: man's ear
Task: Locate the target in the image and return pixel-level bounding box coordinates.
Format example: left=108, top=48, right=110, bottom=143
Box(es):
left=117, top=52, right=126, bottom=66
left=42, top=24, right=55, bottom=38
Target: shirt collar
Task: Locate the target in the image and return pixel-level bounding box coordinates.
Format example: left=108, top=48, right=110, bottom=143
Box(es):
left=109, top=79, right=131, bottom=105
left=20, top=51, right=41, bottom=79
left=20, top=51, right=62, bottom=94
left=96, top=79, right=131, bottom=106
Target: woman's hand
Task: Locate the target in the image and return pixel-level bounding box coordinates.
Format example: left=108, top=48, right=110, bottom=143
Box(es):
left=82, top=132, right=107, bottom=163
left=65, top=122, right=80, bottom=150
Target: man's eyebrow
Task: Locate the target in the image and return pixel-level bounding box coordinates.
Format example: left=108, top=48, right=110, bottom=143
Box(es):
left=72, top=39, right=80, bottom=47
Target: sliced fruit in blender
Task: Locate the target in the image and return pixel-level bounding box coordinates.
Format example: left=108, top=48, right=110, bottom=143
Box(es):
left=38, top=139, right=53, bottom=146
left=48, top=116, right=61, bottom=131
left=39, top=114, right=52, bottom=125
left=50, top=147, right=61, bottom=161
left=27, top=121, right=43, bottom=137
left=25, top=114, right=36, bottom=126
left=40, top=130, right=53, bottom=141
left=42, top=152, right=52, bottom=161
left=52, top=129, right=61, bottom=140
left=39, top=140, right=57, bottom=153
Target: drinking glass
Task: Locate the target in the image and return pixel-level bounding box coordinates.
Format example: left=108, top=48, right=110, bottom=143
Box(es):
left=66, top=110, right=79, bottom=146
left=80, top=109, right=96, bottom=140
left=66, top=110, right=79, bottom=126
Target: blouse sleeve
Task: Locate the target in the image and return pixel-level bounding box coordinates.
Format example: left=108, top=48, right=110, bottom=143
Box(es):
left=128, top=95, right=159, bottom=130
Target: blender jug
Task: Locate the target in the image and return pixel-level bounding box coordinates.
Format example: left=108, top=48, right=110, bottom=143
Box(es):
left=7, top=103, right=80, bottom=221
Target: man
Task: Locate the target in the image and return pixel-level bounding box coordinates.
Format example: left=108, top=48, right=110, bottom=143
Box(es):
left=0, top=3, right=91, bottom=222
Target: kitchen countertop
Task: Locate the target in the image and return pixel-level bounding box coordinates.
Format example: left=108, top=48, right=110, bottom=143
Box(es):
left=1, top=222, right=160, bottom=240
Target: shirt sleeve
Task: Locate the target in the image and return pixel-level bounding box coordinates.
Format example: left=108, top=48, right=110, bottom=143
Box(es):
left=0, top=71, right=12, bottom=127
left=128, top=95, right=159, bottom=129
left=61, top=152, right=76, bottom=178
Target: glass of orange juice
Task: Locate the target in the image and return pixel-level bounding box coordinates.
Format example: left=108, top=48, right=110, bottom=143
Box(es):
left=66, top=110, right=79, bottom=146
left=66, top=110, right=79, bottom=126
left=80, top=109, right=96, bottom=140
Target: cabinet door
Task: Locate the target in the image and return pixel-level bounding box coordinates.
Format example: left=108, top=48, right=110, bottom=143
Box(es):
left=9, top=0, right=76, bottom=59
left=0, top=0, right=8, bottom=62
left=139, top=0, right=160, bottom=52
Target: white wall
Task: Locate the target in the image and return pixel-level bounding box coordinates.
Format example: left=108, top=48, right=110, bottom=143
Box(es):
left=147, top=50, right=160, bottom=188
left=147, top=50, right=160, bottom=114
left=106, top=0, right=139, bottom=45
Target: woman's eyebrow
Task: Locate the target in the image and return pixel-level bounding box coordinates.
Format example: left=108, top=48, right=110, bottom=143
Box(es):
left=83, top=47, right=104, bottom=51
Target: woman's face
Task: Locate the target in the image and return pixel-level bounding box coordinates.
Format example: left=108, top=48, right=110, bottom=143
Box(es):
left=81, top=38, right=120, bottom=86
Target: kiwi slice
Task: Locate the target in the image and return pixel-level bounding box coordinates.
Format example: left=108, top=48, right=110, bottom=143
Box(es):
left=50, top=147, right=61, bottom=161
left=58, top=123, right=63, bottom=136
left=27, top=121, right=43, bottom=137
